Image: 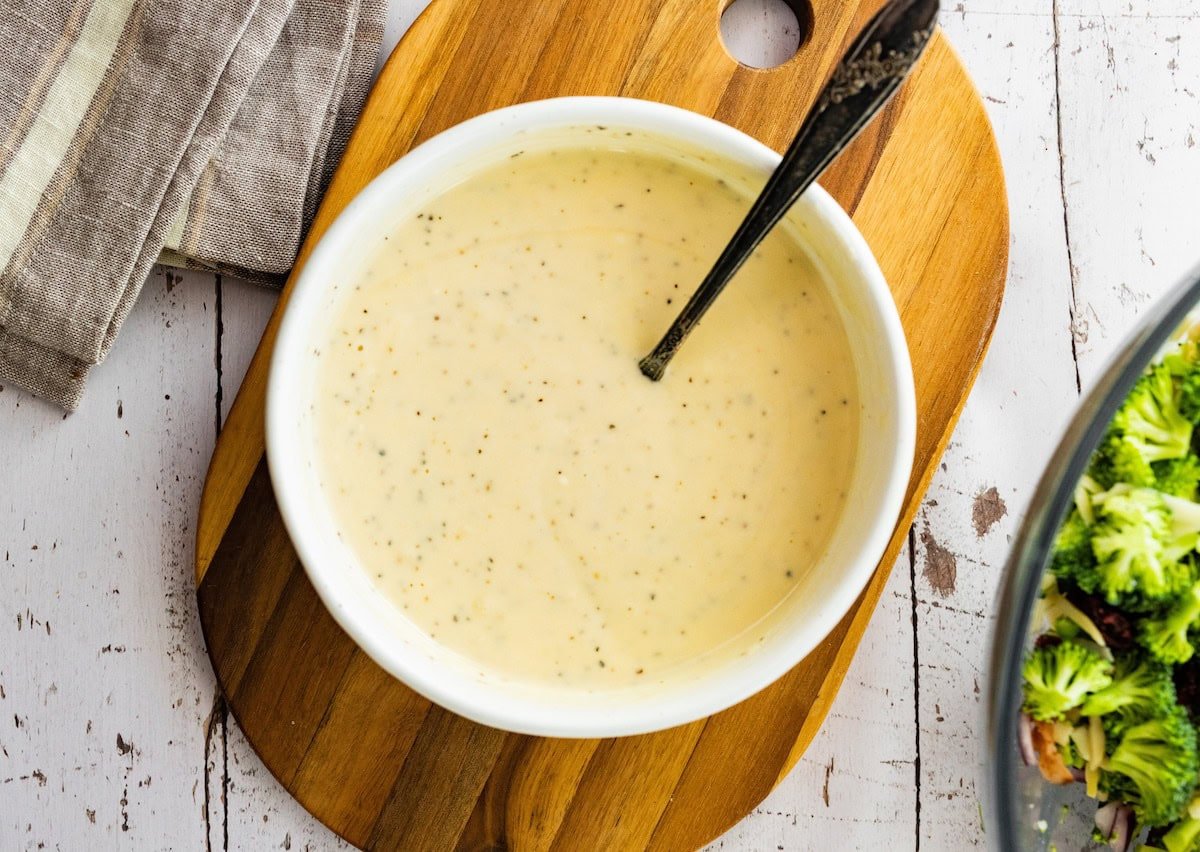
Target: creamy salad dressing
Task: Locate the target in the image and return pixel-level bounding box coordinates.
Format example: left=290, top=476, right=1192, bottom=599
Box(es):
left=312, top=138, right=860, bottom=688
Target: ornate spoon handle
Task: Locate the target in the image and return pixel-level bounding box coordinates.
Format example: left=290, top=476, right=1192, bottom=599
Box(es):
left=639, top=0, right=940, bottom=381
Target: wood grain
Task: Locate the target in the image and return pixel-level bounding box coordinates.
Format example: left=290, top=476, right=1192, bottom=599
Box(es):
left=194, top=0, right=1008, bottom=848
left=17, top=3, right=1200, bottom=849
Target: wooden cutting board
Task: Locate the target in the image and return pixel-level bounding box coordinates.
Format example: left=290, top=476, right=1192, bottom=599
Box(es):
left=194, top=0, right=1008, bottom=847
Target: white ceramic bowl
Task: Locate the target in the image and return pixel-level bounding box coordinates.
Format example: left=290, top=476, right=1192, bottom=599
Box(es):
left=267, top=96, right=916, bottom=738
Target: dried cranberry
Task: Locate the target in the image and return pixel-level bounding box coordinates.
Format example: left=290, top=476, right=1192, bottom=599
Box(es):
left=1176, top=659, right=1200, bottom=718
left=1063, top=585, right=1136, bottom=650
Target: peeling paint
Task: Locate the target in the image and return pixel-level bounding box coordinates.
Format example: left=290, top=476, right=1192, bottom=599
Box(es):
left=920, top=525, right=958, bottom=598
left=971, top=487, right=1007, bottom=537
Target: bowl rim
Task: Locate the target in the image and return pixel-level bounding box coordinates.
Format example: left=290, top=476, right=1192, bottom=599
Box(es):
left=265, top=95, right=917, bottom=737
left=985, top=263, right=1200, bottom=847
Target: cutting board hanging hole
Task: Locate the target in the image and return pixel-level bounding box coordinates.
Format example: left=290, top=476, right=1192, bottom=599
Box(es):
left=719, top=0, right=814, bottom=68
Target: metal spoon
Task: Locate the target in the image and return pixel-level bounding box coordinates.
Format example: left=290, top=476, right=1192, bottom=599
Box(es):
left=638, top=0, right=940, bottom=381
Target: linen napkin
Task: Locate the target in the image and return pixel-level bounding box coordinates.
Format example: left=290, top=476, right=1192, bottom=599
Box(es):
left=0, top=0, right=386, bottom=410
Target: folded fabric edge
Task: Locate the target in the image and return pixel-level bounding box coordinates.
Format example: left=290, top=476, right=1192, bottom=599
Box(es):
left=1, top=0, right=294, bottom=369
left=171, top=0, right=387, bottom=279
left=92, top=0, right=297, bottom=366
left=305, top=0, right=388, bottom=231
left=0, top=325, right=88, bottom=411
left=157, top=248, right=285, bottom=290
left=299, top=0, right=361, bottom=244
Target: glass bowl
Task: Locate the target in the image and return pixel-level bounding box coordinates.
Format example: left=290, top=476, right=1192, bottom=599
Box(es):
left=987, top=263, right=1200, bottom=849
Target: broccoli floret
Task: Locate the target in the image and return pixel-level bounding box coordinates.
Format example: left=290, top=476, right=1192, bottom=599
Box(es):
left=1060, top=486, right=1200, bottom=608
left=1166, top=340, right=1200, bottom=425
left=1159, top=456, right=1200, bottom=500
left=1090, top=359, right=1197, bottom=488
left=1022, top=641, right=1114, bottom=721
left=1141, top=581, right=1200, bottom=664
left=1092, top=435, right=1158, bottom=489
left=1113, top=364, right=1194, bottom=464
left=1163, top=811, right=1200, bottom=852
left=1079, top=653, right=1177, bottom=719
left=1103, top=708, right=1199, bottom=827
left=1051, top=510, right=1098, bottom=587
left=1165, top=494, right=1200, bottom=560
left=1088, top=488, right=1192, bottom=604
left=1182, top=373, right=1200, bottom=426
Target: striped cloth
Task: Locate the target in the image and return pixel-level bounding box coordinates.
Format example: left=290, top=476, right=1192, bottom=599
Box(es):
left=0, top=0, right=386, bottom=410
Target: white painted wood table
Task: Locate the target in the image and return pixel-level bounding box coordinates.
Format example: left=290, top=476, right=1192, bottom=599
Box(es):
left=3, top=0, right=1199, bottom=848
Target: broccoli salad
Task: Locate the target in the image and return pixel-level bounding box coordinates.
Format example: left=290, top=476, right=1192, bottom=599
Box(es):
left=1023, top=337, right=1200, bottom=851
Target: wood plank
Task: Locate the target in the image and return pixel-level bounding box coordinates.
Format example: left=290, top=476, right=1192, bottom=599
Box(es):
left=215, top=274, right=358, bottom=852
left=1057, top=0, right=1200, bottom=382
left=551, top=722, right=707, bottom=851
left=366, top=709, right=509, bottom=850
left=0, top=267, right=219, bottom=847
left=903, top=1, right=1200, bottom=845
left=503, top=739, right=602, bottom=850
left=290, top=654, right=434, bottom=847
left=910, top=5, right=1078, bottom=844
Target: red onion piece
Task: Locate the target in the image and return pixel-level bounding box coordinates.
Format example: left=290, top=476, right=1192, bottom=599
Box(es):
left=1094, top=802, right=1134, bottom=852
left=1018, top=713, right=1037, bottom=766
left=1068, top=766, right=1086, bottom=783
left=1094, top=802, right=1119, bottom=838
left=1109, top=804, right=1134, bottom=852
